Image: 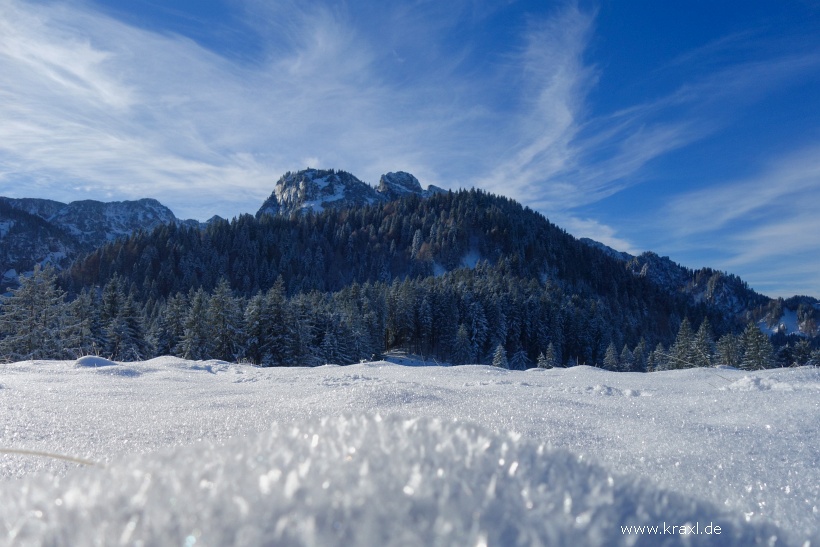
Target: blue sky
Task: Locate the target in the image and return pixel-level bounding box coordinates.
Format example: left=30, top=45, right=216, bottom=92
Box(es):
left=1, top=0, right=819, bottom=298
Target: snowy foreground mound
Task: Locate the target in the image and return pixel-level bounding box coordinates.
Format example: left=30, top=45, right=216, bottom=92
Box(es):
left=1, top=359, right=819, bottom=545
left=0, top=415, right=786, bottom=546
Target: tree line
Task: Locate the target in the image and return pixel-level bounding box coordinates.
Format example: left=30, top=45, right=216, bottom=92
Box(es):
left=2, top=265, right=817, bottom=369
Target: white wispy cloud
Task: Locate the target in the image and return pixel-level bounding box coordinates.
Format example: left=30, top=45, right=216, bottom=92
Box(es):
left=1, top=0, right=818, bottom=298
left=0, top=0, right=524, bottom=219
left=662, top=144, right=820, bottom=297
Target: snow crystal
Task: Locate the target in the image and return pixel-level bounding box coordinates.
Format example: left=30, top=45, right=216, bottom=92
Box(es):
left=0, top=415, right=787, bottom=546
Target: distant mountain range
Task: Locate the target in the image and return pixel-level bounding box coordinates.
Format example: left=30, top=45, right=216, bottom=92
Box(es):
left=2, top=168, right=818, bottom=341
left=0, top=196, right=200, bottom=284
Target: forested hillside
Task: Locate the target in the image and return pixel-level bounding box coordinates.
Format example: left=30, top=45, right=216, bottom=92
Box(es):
left=2, top=187, right=818, bottom=368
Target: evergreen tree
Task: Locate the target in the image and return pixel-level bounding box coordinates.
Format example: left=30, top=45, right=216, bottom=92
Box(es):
left=243, top=291, right=266, bottom=365
left=716, top=333, right=742, bottom=368
left=112, top=294, right=150, bottom=361
left=741, top=322, right=774, bottom=370
left=692, top=318, right=715, bottom=368
left=790, top=338, right=813, bottom=367
left=152, top=293, right=188, bottom=357
left=100, top=275, right=125, bottom=358
left=320, top=328, right=340, bottom=365
left=263, top=278, right=295, bottom=366
left=452, top=324, right=474, bottom=365
left=537, top=342, right=559, bottom=369
left=602, top=341, right=619, bottom=371
left=491, top=343, right=509, bottom=369
left=546, top=342, right=560, bottom=368
left=669, top=318, right=695, bottom=369
left=648, top=343, right=667, bottom=372
left=0, top=266, right=66, bottom=361
left=180, top=289, right=212, bottom=360
left=208, top=279, right=243, bottom=362
left=509, top=348, right=530, bottom=370
left=619, top=344, right=634, bottom=372
left=632, top=338, right=648, bottom=373
left=63, top=288, right=103, bottom=358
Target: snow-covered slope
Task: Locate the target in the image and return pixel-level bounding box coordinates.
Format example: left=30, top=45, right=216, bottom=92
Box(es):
left=1, top=359, right=817, bottom=545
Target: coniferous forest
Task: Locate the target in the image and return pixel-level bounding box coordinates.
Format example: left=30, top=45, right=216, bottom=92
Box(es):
left=1, top=189, right=818, bottom=368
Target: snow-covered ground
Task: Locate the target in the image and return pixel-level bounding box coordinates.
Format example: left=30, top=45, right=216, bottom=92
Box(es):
left=1, top=358, right=818, bottom=545
left=760, top=309, right=804, bottom=337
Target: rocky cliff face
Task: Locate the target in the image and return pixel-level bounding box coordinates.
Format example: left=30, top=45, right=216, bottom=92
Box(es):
left=256, top=169, right=446, bottom=218
left=256, top=169, right=381, bottom=217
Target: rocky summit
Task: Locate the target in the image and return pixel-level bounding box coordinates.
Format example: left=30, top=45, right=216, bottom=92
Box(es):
left=256, top=168, right=445, bottom=218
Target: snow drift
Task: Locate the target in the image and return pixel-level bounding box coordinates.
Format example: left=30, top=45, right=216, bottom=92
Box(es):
left=1, top=359, right=818, bottom=545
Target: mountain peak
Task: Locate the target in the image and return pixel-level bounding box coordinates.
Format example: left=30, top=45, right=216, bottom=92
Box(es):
left=377, top=172, right=422, bottom=200
left=256, top=169, right=380, bottom=218
left=256, top=168, right=443, bottom=218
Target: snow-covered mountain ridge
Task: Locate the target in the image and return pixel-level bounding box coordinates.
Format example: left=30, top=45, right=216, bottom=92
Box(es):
left=579, top=238, right=819, bottom=337
left=256, top=168, right=445, bottom=218
left=0, top=196, right=198, bottom=284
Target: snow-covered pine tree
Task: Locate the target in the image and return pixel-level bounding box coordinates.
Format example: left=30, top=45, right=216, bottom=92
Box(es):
left=602, top=341, right=619, bottom=371
left=0, top=265, right=66, bottom=361
left=648, top=343, right=667, bottom=372
left=243, top=291, right=266, bottom=365
left=180, top=288, right=213, bottom=360
left=319, top=329, right=340, bottom=365
left=669, top=318, right=695, bottom=369
left=619, top=344, right=634, bottom=372
left=152, top=292, right=188, bottom=357
left=790, top=338, right=813, bottom=367
left=208, top=279, right=243, bottom=362
left=417, top=295, right=433, bottom=356
left=740, top=322, right=774, bottom=370
left=263, top=277, right=295, bottom=366
left=63, top=288, right=103, bottom=358
left=288, top=293, right=321, bottom=366
left=509, top=348, right=530, bottom=370
left=491, top=343, right=509, bottom=369
left=716, top=332, right=742, bottom=368
left=692, top=318, right=715, bottom=368
left=632, top=338, right=648, bottom=373
left=542, top=342, right=559, bottom=368
left=452, top=324, right=474, bottom=365
left=100, top=275, right=126, bottom=358
left=114, top=294, right=150, bottom=361
left=469, top=301, right=489, bottom=359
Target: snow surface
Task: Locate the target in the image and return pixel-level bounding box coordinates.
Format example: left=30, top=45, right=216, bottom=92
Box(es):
left=1, top=359, right=818, bottom=545
left=759, top=309, right=804, bottom=337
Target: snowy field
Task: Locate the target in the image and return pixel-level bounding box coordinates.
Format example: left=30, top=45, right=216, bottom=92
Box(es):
left=1, top=357, right=818, bottom=546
